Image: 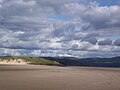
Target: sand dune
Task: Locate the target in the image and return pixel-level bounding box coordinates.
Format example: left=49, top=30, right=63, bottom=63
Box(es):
left=0, top=59, right=29, bottom=65
left=0, top=65, right=120, bottom=90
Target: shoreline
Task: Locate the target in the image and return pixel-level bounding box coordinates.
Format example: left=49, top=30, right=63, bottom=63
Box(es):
left=0, top=63, right=120, bottom=69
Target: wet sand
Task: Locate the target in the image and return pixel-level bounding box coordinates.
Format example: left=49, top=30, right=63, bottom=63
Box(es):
left=0, top=65, right=120, bottom=90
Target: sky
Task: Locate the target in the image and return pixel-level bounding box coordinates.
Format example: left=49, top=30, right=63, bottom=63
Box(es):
left=0, top=0, right=120, bottom=58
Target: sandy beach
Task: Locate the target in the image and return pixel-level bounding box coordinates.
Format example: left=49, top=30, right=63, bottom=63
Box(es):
left=0, top=65, right=120, bottom=90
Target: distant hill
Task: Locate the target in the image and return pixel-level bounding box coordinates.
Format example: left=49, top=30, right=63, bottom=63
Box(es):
left=42, top=56, right=120, bottom=67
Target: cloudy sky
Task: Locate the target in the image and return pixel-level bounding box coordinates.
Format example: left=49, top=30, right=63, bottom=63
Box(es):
left=0, top=0, right=120, bottom=58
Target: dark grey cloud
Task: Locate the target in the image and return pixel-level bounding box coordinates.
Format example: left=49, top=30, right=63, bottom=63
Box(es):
left=114, top=39, right=120, bottom=46
left=98, top=39, right=112, bottom=45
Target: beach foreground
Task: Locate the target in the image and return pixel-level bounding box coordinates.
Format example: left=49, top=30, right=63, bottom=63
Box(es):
left=0, top=65, right=120, bottom=90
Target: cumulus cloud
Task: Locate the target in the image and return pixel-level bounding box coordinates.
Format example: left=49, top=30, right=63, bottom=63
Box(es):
left=0, top=0, right=120, bottom=58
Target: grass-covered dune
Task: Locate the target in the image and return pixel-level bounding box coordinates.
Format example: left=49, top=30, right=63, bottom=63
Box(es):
left=0, top=56, right=61, bottom=66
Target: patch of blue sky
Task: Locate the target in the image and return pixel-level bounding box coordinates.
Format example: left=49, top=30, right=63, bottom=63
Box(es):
left=49, top=15, right=73, bottom=21
left=96, top=0, right=119, bottom=6
left=110, top=35, right=120, bottom=39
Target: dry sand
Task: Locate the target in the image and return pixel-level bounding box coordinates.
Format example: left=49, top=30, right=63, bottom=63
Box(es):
left=0, top=65, right=120, bottom=90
